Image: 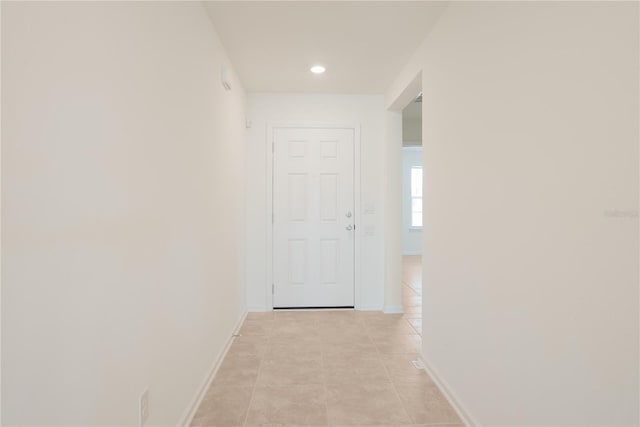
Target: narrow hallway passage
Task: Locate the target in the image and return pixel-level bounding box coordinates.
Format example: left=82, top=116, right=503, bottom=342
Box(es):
left=2, top=2, right=637, bottom=425
left=190, top=257, right=458, bottom=426
left=401, top=255, right=423, bottom=337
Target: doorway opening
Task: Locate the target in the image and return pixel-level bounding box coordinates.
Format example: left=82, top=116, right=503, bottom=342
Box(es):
left=401, top=90, right=423, bottom=335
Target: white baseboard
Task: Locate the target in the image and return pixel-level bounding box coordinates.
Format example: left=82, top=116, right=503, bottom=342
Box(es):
left=419, top=355, right=479, bottom=427
left=383, top=305, right=405, bottom=314
left=178, top=310, right=247, bottom=427
left=402, top=251, right=422, bottom=256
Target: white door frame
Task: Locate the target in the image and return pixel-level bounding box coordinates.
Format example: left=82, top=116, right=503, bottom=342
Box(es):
left=383, top=71, right=423, bottom=314
left=265, top=122, right=362, bottom=310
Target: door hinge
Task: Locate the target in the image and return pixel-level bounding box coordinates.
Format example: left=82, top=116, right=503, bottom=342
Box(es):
left=272, top=283, right=274, bottom=295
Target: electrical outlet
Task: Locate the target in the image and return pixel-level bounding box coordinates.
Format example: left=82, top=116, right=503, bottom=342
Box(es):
left=139, top=388, right=149, bottom=427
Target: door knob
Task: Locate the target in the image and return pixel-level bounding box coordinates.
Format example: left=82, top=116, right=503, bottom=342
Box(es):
left=346, top=225, right=353, bottom=231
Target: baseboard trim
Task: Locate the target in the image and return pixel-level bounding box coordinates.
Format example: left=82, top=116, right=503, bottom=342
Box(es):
left=419, top=354, right=479, bottom=427
left=178, top=310, right=247, bottom=427
left=383, top=305, right=405, bottom=314
left=402, top=251, right=423, bottom=256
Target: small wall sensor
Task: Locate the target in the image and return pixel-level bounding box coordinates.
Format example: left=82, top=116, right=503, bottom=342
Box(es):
left=221, top=64, right=231, bottom=91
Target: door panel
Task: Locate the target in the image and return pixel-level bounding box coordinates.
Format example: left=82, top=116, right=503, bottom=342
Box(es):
left=273, top=127, right=355, bottom=308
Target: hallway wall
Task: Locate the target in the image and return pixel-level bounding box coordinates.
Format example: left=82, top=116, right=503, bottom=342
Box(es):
left=245, top=94, right=387, bottom=311
left=2, top=2, right=247, bottom=425
left=388, top=2, right=639, bottom=425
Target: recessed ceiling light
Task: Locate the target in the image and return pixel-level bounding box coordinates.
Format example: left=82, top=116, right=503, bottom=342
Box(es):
left=310, top=65, right=326, bottom=74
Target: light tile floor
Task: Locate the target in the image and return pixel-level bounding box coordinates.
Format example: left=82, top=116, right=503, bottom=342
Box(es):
left=191, top=256, right=462, bottom=426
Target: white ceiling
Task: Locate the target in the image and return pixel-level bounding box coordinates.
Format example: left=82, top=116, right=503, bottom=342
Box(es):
left=204, top=1, right=448, bottom=94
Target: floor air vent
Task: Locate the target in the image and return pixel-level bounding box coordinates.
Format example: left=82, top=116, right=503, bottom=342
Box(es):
left=411, top=359, right=425, bottom=370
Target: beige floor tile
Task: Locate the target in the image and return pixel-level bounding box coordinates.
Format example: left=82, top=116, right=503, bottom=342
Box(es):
left=404, top=425, right=465, bottom=427
left=246, top=312, right=275, bottom=320
left=402, top=285, right=419, bottom=297
left=317, top=318, right=366, bottom=334
left=213, top=355, right=261, bottom=386
left=227, top=336, right=270, bottom=358
left=322, top=340, right=378, bottom=357
left=190, top=385, right=252, bottom=426
left=402, top=295, right=422, bottom=307
left=401, top=249, right=422, bottom=302
left=323, top=353, right=390, bottom=384
left=267, top=335, right=325, bottom=357
left=365, top=321, right=418, bottom=339
left=406, top=318, right=421, bottom=331
left=403, top=280, right=421, bottom=290
left=245, top=385, right=328, bottom=426
left=317, top=327, right=368, bottom=341
left=273, top=310, right=325, bottom=322
left=361, top=314, right=407, bottom=330
left=373, top=334, right=422, bottom=354
left=345, top=425, right=460, bottom=427
left=305, top=309, right=356, bottom=321
left=271, top=318, right=319, bottom=337
left=402, top=256, right=423, bottom=295
left=326, top=383, right=411, bottom=425
left=405, top=318, right=422, bottom=335
left=353, top=310, right=386, bottom=319
left=403, top=306, right=422, bottom=315
left=380, top=353, right=434, bottom=384
left=268, top=332, right=319, bottom=344
left=240, top=319, right=274, bottom=336
left=320, top=329, right=372, bottom=345
left=257, top=353, right=324, bottom=385
left=272, top=309, right=307, bottom=319
left=394, top=382, right=463, bottom=425
left=318, top=322, right=371, bottom=343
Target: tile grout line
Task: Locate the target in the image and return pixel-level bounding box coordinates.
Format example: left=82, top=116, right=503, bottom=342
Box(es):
left=318, top=319, right=331, bottom=427
left=240, top=320, right=272, bottom=427
left=388, top=363, right=418, bottom=426
left=370, top=319, right=417, bottom=426
left=398, top=256, right=428, bottom=425
left=404, top=316, right=421, bottom=336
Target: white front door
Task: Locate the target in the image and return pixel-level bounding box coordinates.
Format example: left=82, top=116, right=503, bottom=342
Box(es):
left=272, top=127, right=355, bottom=308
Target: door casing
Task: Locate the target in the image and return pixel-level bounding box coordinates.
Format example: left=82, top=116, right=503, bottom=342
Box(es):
left=265, top=122, right=362, bottom=310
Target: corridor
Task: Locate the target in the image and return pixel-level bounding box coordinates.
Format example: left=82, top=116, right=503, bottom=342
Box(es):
left=189, top=257, right=460, bottom=426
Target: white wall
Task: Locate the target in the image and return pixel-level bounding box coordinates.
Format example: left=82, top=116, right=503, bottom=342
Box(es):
left=388, top=2, right=639, bottom=425
left=2, top=2, right=247, bottom=425
left=402, top=148, right=423, bottom=255
left=384, top=110, right=404, bottom=313
left=246, top=94, right=387, bottom=311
